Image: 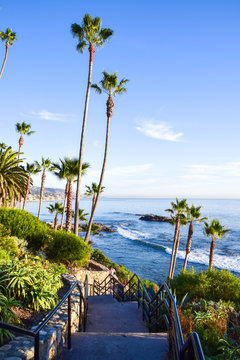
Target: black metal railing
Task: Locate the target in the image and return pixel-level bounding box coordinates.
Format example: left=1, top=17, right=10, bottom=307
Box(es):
left=0, top=275, right=88, bottom=360
left=93, top=273, right=205, bottom=360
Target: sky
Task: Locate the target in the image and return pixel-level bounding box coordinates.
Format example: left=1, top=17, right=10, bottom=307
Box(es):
left=1, top=0, right=240, bottom=198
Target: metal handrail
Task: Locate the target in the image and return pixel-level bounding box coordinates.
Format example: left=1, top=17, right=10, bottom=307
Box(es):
left=94, top=272, right=205, bottom=360
left=0, top=275, right=88, bottom=360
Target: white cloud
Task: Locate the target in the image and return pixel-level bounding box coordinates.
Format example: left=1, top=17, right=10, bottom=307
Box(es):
left=22, top=110, right=73, bottom=122
left=184, top=162, right=240, bottom=179
left=88, top=164, right=153, bottom=178
left=136, top=119, right=183, bottom=141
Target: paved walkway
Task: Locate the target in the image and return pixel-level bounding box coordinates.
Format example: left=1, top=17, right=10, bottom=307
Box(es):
left=61, top=295, right=169, bottom=360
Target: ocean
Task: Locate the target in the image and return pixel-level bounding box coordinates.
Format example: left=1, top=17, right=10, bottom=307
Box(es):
left=25, top=198, right=240, bottom=285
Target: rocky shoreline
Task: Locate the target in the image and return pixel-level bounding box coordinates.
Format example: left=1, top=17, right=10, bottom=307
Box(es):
left=138, top=214, right=171, bottom=222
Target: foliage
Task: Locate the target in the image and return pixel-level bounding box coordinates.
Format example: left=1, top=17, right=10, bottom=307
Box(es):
left=0, top=147, right=28, bottom=202
left=0, top=28, right=17, bottom=46
left=0, top=255, right=65, bottom=312
left=172, top=268, right=240, bottom=307
left=45, top=230, right=92, bottom=266
left=0, top=291, right=19, bottom=345
left=47, top=202, right=64, bottom=215
left=0, top=208, right=51, bottom=250
left=15, top=122, right=34, bottom=136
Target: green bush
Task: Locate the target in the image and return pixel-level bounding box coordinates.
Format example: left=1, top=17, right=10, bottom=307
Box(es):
left=0, top=291, right=19, bottom=345
left=46, top=230, right=92, bottom=266
left=172, top=268, right=240, bottom=308
left=0, top=255, right=65, bottom=312
left=0, top=208, right=51, bottom=251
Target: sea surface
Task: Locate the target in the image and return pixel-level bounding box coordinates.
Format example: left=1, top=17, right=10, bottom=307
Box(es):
left=26, top=198, right=240, bottom=285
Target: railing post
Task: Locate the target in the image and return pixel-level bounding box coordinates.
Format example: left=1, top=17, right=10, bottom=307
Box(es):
left=148, top=301, right=151, bottom=332
left=137, top=279, right=140, bottom=308
left=93, top=278, right=95, bottom=296
left=34, top=332, right=40, bottom=360
left=142, top=291, right=145, bottom=321
left=68, top=294, right=71, bottom=349
left=156, top=295, right=159, bottom=321
left=83, top=302, right=87, bottom=332
left=105, top=278, right=107, bottom=294
left=79, top=294, right=82, bottom=332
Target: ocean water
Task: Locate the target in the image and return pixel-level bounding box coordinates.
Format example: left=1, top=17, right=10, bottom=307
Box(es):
left=25, top=198, right=240, bottom=284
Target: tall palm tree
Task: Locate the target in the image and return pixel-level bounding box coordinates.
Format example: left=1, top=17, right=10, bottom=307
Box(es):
left=52, top=159, right=69, bottom=229
left=85, top=71, right=129, bottom=242
left=64, top=158, right=89, bottom=232
left=0, top=28, right=17, bottom=79
left=166, top=198, right=188, bottom=280
left=22, top=162, right=41, bottom=210
left=182, top=205, right=207, bottom=271
left=71, top=14, right=113, bottom=235
left=204, top=219, right=230, bottom=269
left=35, top=158, right=54, bottom=219
left=85, top=182, right=105, bottom=213
left=47, top=202, right=64, bottom=230
left=15, top=122, right=34, bottom=159
left=0, top=147, right=28, bottom=206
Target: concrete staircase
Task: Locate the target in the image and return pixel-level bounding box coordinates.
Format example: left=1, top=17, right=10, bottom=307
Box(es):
left=61, top=295, right=169, bottom=360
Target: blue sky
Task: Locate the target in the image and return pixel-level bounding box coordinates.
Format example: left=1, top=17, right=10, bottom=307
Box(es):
left=1, top=0, right=240, bottom=198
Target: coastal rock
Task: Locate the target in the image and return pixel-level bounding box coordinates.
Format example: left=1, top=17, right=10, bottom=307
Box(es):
left=95, top=223, right=115, bottom=233
left=139, top=214, right=171, bottom=223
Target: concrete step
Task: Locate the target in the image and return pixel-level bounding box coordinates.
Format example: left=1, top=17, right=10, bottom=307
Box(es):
left=87, top=296, right=147, bottom=333
left=61, top=332, right=169, bottom=360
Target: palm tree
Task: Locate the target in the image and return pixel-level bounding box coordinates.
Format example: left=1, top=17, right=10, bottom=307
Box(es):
left=47, top=202, right=64, bottom=230
left=165, top=198, right=188, bottom=280
left=52, top=159, right=69, bottom=229
left=15, top=122, right=35, bottom=159
left=0, top=143, right=7, bottom=150
left=35, top=158, right=54, bottom=219
left=22, top=162, right=41, bottom=210
left=78, top=209, right=89, bottom=222
left=182, top=205, right=207, bottom=271
left=0, top=28, right=17, bottom=79
left=85, top=71, right=129, bottom=242
left=64, top=158, right=89, bottom=232
left=71, top=14, right=113, bottom=235
left=0, top=147, right=28, bottom=206
left=204, top=219, right=230, bottom=270
left=85, top=182, right=105, bottom=213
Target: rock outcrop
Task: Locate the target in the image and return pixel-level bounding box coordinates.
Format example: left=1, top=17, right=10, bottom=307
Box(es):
left=139, top=214, right=171, bottom=222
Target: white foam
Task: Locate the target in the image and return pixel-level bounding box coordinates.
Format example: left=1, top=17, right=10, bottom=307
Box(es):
left=165, top=247, right=240, bottom=273
left=117, top=226, right=150, bottom=240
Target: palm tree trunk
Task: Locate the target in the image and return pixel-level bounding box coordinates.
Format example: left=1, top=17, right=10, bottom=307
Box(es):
left=18, top=135, right=24, bottom=160
left=85, top=116, right=111, bottom=242
left=183, top=221, right=193, bottom=271
left=171, top=227, right=181, bottom=279
left=209, top=238, right=215, bottom=269
left=38, top=170, right=46, bottom=220
left=54, top=213, right=58, bottom=230
left=168, top=215, right=180, bottom=280
left=74, top=44, right=95, bottom=235
left=23, top=176, right=31, bottom=210
left=91, top=194, right=95, bottom=213
left=0, top=42, right=9, bottom=79
left=60, top=181, right=69, bottom=229
left=66, top=181, right=73, bottom=232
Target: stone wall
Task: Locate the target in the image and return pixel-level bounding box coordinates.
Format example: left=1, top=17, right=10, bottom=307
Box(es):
left=0, top=276, right=83, bottom=360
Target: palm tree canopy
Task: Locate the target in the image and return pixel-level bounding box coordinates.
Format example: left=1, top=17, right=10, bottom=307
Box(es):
left=47, top=202, right=64, bottom=215
left=92, top=71, right=129, bottom=96
left=15, top=122, right=34, bottom=136
left=165, top=198, right=188, bottom=217
left=187, top=205, right=208, bottom=223
left=62, top=158, right=89, bottom=183
left=204, top=218, right=230, bottom=239
left=71, top=14, right=113, bottom=52
left=26, top=162, right=41, bottom=176
left=78, top=209, right=89, bottom=222
left=0, top=28, right=17, bottom=45
left=170, top=214, right=188, bottom=226
left=0, top=143, right=7, bottom=150
left=85, top=182, right=105, bottom=196
left=0, top=147, right=28, bottom=200
left=35, top=157, right=53, bottom=171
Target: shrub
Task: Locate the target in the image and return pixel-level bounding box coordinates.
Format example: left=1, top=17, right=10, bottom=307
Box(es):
left=0, top=255, right=65, bottom=312
left=0, top=208, right=51, bottom=250
left=0, top=291, right=19, bottom=345
left=172, top=268, right=240, bottom=307
left=46, top=230, right=92, bottom=266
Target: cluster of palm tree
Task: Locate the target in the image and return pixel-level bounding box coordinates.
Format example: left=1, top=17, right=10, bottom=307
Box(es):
left=71, top=14, right=129, bottom=242
left=166, top=198, right=230, bottom=281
